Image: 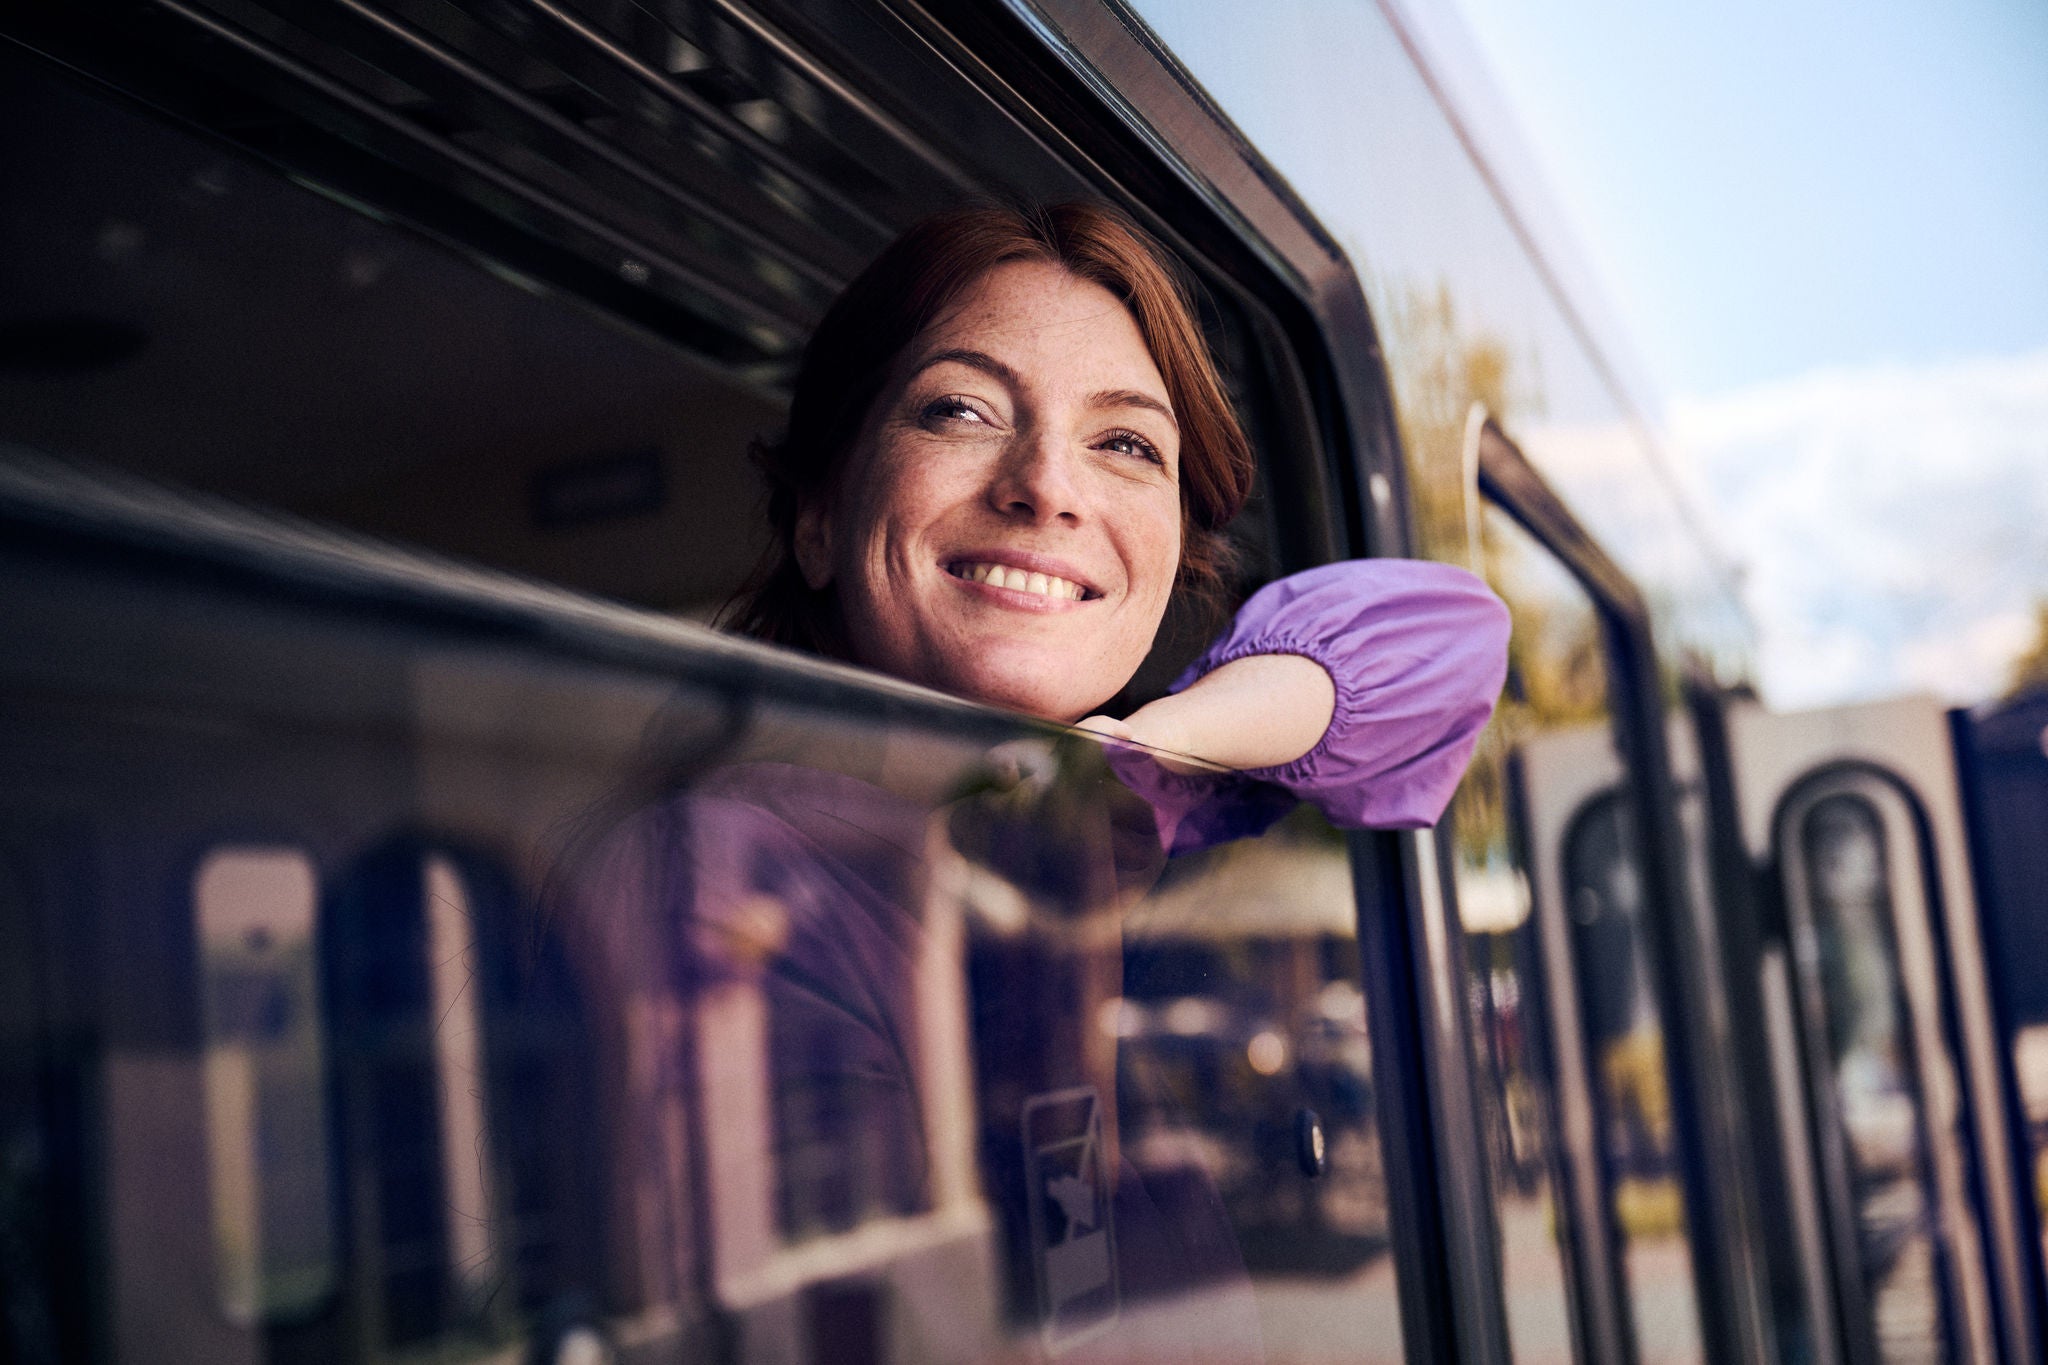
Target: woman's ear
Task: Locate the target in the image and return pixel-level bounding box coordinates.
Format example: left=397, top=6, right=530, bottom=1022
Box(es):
left=793, top=499, right=834, bottom=590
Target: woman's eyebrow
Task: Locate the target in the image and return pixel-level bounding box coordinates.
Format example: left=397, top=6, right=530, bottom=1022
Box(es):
left=1090, top=388, right=1178, bottom=432
left=909, top=347, right=1018, bottom=386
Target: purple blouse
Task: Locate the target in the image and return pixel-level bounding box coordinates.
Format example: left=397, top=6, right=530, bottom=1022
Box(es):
left=1128, top=558, right=1511, bottom=855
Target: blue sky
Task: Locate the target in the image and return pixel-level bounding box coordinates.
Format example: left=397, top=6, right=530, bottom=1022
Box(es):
left=1436, top=0, right=2048, bottom=397
left=1419, top=0, right=2048, bottom=705
left=1135, top=0, right=2048, bottom=705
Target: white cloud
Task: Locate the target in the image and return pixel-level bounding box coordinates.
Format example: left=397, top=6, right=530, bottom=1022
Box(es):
left=1671, top=348, right=2048, bottom=709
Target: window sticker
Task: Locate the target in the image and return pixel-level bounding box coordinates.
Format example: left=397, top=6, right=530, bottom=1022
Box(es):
left=1021, top=1087, right=1118, bottom=1352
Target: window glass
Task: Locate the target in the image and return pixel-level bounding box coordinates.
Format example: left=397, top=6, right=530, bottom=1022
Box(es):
left=1448, top=505, right=1587, bottom=1364
left=2014, top=1022, right=2048, bottom=1271
left=1124, top=0, right=1754, bottom=681
left=1451, top=502, right=1704, bottom=1364
left=4, top=486, right=1416, bottom=1360
left=193, top=845, right=335, bottom=1323
left=1562, top=797, right=1705, bottom=1365
left=1117, top=807, right=1402, bottom=1363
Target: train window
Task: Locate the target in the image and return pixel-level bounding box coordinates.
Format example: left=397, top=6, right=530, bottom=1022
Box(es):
left=1946, top=695, right=2048, bottom=1309
left=1448, top=501, right=1593, bottom=1365
left=1458, top=500, right=1705, bottom=1365
left=1797, top=793, right=1946, bottom=1361
left=4, top=475, right=1414, bottom=1362
left=1773, top=772, right=1995, bottom=1364
left=192, top=844, right=336, bottom=1324
left=0, top=21, right=1291, bottom=689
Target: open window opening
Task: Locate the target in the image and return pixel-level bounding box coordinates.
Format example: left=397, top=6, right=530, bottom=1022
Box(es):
left=0, top=3, right=1321, bottom=702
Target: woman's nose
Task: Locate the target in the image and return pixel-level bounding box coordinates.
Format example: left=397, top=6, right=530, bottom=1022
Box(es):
left=986, top=428, right=1084, bottom=525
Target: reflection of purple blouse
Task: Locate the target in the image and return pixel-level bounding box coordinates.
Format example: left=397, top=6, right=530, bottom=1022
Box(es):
left=1136, top=558, right=1511, bottom=855
left=569, top=560, right=1503, bottom=1358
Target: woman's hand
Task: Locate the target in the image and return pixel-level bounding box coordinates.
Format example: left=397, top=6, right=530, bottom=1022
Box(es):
left=1076, top=652, right=1336, bottom=774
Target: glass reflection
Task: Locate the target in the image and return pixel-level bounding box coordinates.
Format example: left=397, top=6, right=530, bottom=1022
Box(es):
left=1801, top=795, right=1948, bottom=1363
left=3, top=503, right=1438, bottom=1364
left=1119, top=811, right=1402, bottom=1362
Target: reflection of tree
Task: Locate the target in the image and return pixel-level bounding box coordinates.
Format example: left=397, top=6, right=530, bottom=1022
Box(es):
left=1383, top=283, right=1523, bottom=566
left=1381, top=282, right=1602, bottom=864
left=2005, top=600, right=2048, bottom=698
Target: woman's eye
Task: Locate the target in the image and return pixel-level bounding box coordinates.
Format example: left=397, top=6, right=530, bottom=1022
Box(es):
left=921, top=396, right=987, bottom=426
left=1099, top=429, right=1165, bottom=466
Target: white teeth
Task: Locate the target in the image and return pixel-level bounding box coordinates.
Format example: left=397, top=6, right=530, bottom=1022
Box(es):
left=951, top=561, right=1088, bottom=601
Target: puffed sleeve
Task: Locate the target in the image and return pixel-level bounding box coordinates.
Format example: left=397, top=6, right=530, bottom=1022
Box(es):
left=1128, top=559, right=1510, bottom=854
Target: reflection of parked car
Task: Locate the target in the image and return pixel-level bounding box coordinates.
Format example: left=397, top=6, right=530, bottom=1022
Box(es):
left=1109, top=946, right=1389, bottom=1276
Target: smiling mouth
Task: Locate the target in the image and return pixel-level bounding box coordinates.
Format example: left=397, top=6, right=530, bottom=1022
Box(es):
left=946, top=560, right=1095, bottom=602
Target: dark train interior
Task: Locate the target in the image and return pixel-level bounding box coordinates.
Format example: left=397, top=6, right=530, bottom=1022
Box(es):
left=1, top=13, right=1305, bottom=689
left=3, top=47, right=783, bottom=618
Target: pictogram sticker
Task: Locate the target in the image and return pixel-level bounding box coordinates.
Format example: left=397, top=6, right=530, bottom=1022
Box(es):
left=1021, top=1087, right=1118, bottom=1352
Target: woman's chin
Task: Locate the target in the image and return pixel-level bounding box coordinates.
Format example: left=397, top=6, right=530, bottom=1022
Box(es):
left=932, top=658, right=1110, bottom=724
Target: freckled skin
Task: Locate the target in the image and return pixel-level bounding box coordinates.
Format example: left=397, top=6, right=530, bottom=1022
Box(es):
left=800, top=260, right=1184, bottom=722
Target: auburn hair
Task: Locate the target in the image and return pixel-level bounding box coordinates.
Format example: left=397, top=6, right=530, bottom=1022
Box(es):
left=724, top=201, right=1256, bottom=654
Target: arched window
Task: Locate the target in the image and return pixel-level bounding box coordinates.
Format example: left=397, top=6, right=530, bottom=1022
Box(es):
left=1777, top=772, right=1981, bottom=1364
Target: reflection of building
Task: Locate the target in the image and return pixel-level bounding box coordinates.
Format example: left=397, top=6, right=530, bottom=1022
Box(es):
left=682, top=814, right=1004, bottom=1362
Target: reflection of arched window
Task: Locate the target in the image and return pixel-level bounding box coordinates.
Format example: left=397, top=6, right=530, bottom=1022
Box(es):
left=457, top=849, right=608, bottom=1317
left=758, top=833, right=927, bottom=1239
left=324, top=840, right=459, bottom=1345
left=193, top=845, right=337, bottom=1323
left=323, top=839, right=605, bottom=1348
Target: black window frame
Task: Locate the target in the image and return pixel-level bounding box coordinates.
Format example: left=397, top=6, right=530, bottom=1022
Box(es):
left=1477, top=419, right=1772, bottom=1365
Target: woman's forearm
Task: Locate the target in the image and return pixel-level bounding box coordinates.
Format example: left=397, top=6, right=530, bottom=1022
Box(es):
left=1114, top=652, right=1336, bottom=771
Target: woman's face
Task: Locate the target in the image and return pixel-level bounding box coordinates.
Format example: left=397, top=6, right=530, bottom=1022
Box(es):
left=798, top=259, right=1184, bottom=721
